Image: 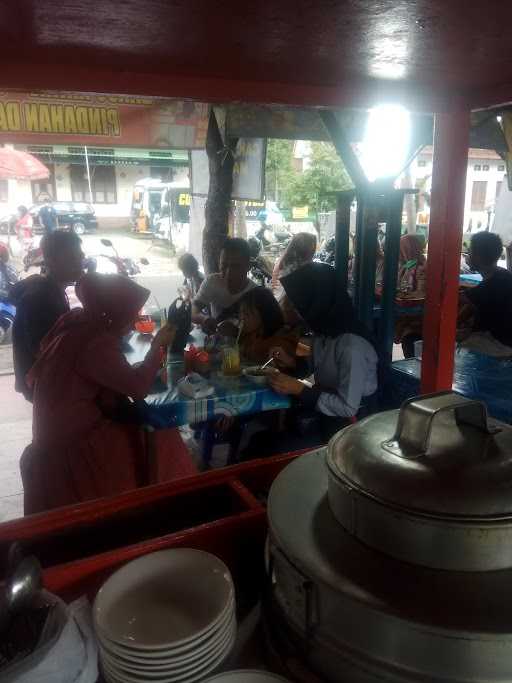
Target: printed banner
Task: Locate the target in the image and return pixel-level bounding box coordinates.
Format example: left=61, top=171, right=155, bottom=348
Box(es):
left=0, top=92, right=209, bottom=149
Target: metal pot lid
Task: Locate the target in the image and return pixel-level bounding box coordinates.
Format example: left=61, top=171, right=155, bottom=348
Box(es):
left=327, top=392, right=512, bottom=518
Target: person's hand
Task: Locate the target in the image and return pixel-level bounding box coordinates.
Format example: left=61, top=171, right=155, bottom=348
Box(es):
left=216, top=320, right=238, bottom=338
left=201, top=317, right=218, bottom=335
left=269, top=372, right=305, bottom=396
left=153, top=323, right=176, bottom=348
left=269, top=346, right=295, bottom=369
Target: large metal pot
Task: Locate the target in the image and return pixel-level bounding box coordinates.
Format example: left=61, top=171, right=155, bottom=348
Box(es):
left=266, top=393, right=512, bottom=682
left=267, top=448, right=512, bottom=683
left=327, top=392, right=512, bottom=571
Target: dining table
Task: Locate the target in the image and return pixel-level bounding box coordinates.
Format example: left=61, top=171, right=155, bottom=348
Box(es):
left=386, top=348, right=512, bottom=424
left=125, top=328, right=291, bottom=430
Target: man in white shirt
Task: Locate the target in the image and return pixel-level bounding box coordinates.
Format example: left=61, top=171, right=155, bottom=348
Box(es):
left=192, top=238, right=256, bottom=333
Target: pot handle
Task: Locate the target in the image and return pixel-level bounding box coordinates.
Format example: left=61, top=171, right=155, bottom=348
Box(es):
left=382, top=391, right=500, bottom=459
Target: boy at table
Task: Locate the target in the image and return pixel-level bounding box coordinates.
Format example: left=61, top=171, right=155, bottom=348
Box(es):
left=192, top=238, right=256, bottom=334
left=458, top=232, right=512, bottom=357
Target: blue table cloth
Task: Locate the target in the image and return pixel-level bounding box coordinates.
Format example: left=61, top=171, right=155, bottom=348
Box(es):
left=386, top=349, right=512, bottom=424
left=125, top=332, right=290, bottom=429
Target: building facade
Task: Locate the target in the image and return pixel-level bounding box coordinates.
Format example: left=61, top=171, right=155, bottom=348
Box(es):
left=413, top=147, right=506, bottom=231
left=0, top=144, right=190, bottom=229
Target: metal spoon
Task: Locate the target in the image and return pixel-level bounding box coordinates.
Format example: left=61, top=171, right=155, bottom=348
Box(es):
left=7, top=556, right=42, bottom=614
left=0, top=556, right=42, bottom=635
left=260, top=357, right=275, bottom=371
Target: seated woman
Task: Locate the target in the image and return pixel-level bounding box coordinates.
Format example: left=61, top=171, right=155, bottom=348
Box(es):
left=239, top=287, right=298, bottom=364
left=21, top=273, right=197, bottom=515
left=244, top=263, right=378, bottom=457
left=394, top=234, right=427, bottom=357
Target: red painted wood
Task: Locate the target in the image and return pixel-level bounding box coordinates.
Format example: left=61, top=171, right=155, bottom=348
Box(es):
left=0, top=454, right=296, bottom=545
left=43, top=510, right=267, bottom=603
left=0, top=65, right=453, bottom=113
left=421, top=107, right=470, bottom=393
left=0, top=2, right=511, bottom=109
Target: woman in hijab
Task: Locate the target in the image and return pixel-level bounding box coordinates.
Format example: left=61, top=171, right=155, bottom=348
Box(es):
left=395, top=234, right=427, bottom=357
left=268, top=261, right=379, bottom=444
left=21, top=273, right=197, bottom=515
left=397, top=234, right=426, bottom=296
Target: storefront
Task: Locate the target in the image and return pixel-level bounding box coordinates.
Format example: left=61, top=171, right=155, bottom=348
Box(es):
left=0, top=92, right=207, bottom=228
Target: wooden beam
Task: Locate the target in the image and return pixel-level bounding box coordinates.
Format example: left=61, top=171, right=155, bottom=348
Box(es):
left=0, top=63, right=452, bottom=113
left=320, top=110, right=368, bottom=189
left=421, top=109, right=470, bottom=393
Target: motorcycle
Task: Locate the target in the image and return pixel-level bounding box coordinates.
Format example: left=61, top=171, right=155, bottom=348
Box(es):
left=0, top=260, right=19, bottom=344
left=85, top=238, right=149, bottom=277
left=247, top=236, right=274, bottom=286
left=255, top=223, right=292, bottom=255
left=316, top=235, right=336, bottom=266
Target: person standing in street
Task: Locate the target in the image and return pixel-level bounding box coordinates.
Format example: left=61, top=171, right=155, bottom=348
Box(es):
left=15, top=206, right=33, bottom=247
left=11, top=231, right=84, bottom=400
left=38, top=200, right=58, bottom=235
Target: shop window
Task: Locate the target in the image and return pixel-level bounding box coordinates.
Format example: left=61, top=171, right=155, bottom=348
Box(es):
left=31, top=163, right=56, bottom=203
left=473, top=164, right=482, bottom=171
left=92, top=166, right=117, bottom=203
left=0, top=179, right=7, bottom=202
left=471, top=180, right=487, bottom=211
left=70, top=165, right=117, bottom=204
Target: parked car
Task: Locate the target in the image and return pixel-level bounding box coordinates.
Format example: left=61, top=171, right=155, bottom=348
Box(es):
left=31, top=202, right=98, bottom=235
left=0, top=201, right=98, bottom=235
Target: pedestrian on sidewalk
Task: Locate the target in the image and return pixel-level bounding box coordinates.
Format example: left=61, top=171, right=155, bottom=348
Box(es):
left=11, top=231, right=83, bottom=400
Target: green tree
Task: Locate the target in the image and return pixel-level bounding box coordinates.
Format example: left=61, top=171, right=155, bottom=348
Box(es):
left=287, top=142, right=353, bottom=215
left=264, top=139, right=296, bottom=203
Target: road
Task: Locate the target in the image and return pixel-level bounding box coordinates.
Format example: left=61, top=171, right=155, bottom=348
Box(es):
left=0, top=231, right=184, bottom=372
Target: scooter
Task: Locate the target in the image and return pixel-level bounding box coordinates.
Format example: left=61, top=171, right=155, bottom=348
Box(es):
left=85, top=239, right=149, bottom=277
left=0, top=261, right=19, bottom=344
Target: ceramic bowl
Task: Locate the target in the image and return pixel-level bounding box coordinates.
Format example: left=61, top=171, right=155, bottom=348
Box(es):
left=101, top=626, right=236, bottom=683
left=99, top=613, right=236, bottom=671
left=94, top=549, right=234, bottom=650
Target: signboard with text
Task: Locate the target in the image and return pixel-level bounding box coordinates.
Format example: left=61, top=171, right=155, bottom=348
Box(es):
left=0, top=92, right=209, bottom=149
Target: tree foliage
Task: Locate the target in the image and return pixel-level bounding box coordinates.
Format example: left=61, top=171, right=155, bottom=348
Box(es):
left=265, top=140, right=353, bottom=214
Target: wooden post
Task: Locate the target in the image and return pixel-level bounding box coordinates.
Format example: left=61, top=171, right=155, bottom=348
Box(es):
left=334, top=190, right=355, bottom=291
left=421, top=109, right=470, bottom=393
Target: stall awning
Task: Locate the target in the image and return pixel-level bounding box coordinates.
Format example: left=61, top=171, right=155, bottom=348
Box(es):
left=23, top=144, right=189, bottom=167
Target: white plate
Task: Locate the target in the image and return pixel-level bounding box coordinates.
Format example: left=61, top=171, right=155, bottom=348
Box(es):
left=94, top=549, right=234, bottom=650
left=97, top=595, right=235, bottom=661
left=102, top=626, right=236, bottom=683
left=203, top=671, right=291, bottom=683
left=100, top=614, right=236, bottom=673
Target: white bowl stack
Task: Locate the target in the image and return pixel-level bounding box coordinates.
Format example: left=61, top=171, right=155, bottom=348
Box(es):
left=93, top=549, right=237, bottom=683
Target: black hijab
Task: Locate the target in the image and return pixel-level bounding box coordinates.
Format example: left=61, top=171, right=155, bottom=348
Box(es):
left=281, top=261, right=372, bottom=341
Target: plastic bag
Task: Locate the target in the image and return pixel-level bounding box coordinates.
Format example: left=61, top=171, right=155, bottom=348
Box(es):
left=2, top=591, right=98, bottom=683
